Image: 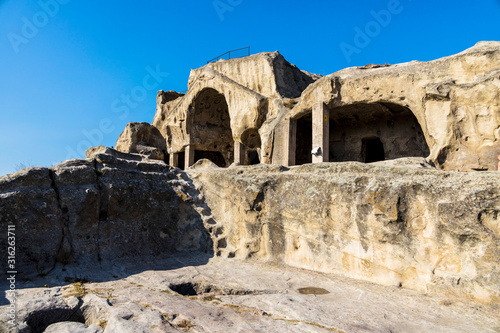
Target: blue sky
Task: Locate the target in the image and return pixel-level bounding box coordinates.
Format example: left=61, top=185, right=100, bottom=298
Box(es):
left=1, top=0, right=499, bottom=175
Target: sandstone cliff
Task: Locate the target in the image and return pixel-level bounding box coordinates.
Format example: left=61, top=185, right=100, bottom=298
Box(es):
left=2, top=42, right=500, bottom=332
left=281, top=41, right=500, bottom=171
left=115, top=122, right=168, bottom=161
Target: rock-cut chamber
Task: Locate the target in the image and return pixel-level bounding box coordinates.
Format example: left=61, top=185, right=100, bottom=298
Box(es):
left=188, top=88, right=233, bottom=167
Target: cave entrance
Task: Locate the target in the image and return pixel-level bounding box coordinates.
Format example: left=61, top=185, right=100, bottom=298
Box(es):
left=188, top=88, right=232, bottom=167
left=295, top=113, right=312, bottom=165
left=247, top=150, right=260, bottom=165
left=362, top=137, right=385, bottom=162
left=329, top=103, right=429, bottom=162
left=240, top=128, right=262, bottom=165
left=178, top=151, right=185, bottom=170
left=194, top=150, right=226, bottom=167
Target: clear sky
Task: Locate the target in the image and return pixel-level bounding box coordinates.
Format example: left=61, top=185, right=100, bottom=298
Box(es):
left=1, top=0, right=499, bottom=176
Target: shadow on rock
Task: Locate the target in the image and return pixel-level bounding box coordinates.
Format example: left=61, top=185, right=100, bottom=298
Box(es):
left=0, top=154, right=218, bottom=298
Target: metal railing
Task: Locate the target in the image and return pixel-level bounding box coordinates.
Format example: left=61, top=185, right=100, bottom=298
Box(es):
left=207, top=46, right=250, bottom=63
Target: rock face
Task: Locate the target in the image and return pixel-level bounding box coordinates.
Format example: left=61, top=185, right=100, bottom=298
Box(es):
left=1, top=156, right=499, bottom=331
left=2, top=156, right=498, bottom=304
left=188, top=51, right=320, bottom=99
left=189, top=163, right=500, bottom=303
left=151, top=51, right=322, bottom=165
left=148, top=41, right=500, bottom=171
left=44, top=322, right=103, bottom=333
left=0, top=153, right=214, bottom=277
left=0, top=167, right=64, bottom=275
left=115, top=122, right=167, bottom=161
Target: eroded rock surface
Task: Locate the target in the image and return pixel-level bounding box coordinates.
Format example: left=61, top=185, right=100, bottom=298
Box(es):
left=115, top=122, right=167, bottom=161
left=286, top=41, right=500, bottom=171
left=148, top=41, right=500, bottom=171
left=189, top=163, right=500, bottom=303
left=0, top=153, right=215, bottom=278
left=1, top=156, right=499, bottom=332
left=1, top=257, right=499, bottom=333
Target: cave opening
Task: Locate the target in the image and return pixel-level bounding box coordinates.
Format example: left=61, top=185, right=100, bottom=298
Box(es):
left=247, top=150, right=260, bottom=165
left=329, top=102, right=429, bottom=162
left=295, top=113, right=312, bottom=165
left=362, top=137, right=385, bottom=162
left=194, top=150, right=226, bottom=167
left=178, top=151, right=185, bottom=170
left=188, top=88, right=233, bottom=167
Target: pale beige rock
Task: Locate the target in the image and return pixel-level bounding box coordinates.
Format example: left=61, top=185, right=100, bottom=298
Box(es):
left=2, top=256, right=499, bottom=333
left=115, top=122, right=167, bottom=161
left=151, top=90, right=184, bottom=139
left=151, top=41, right=500, bottom=171
left=189, top=163, right=500, bottom=304
left=2, top=42, right=500, bottom=333
left=152, top=52, right=320, bottom=165
left=286, top=41, right=500, bottom=171
left=188, top=51, right=319, bottom=99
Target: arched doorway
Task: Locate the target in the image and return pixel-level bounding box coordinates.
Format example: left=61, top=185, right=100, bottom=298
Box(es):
left=188, top=88, right=233, bottom=167
left=329, top=103, right=429, bottom=162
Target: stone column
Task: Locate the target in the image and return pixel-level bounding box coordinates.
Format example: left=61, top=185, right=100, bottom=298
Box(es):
left=283, top=117, right=296, bottom=166
left=312, top=102, right=329, bottom=163
left=185, top=145, right=195, bottom=169
left=234, top=141, right=245, bottom=165
left=169, top=153, right=179, bottom=167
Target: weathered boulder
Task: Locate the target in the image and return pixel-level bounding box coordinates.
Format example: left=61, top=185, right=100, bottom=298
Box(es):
left=115, top=122, right=167, bottom=161
left=0, top=153, right=213, bottom=278
left=85, top=145, right=144, bottom=161
left=0, top=287, right=84, bottom=333
left=369, top=157, right=435, bottom=169
left=188, top=158, right=220, bottom=170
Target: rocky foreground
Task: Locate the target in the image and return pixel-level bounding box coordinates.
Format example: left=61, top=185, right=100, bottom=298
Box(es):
left=2, top=255, right=500, bottom=333
left=1, top=151, right=499, bottom=332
